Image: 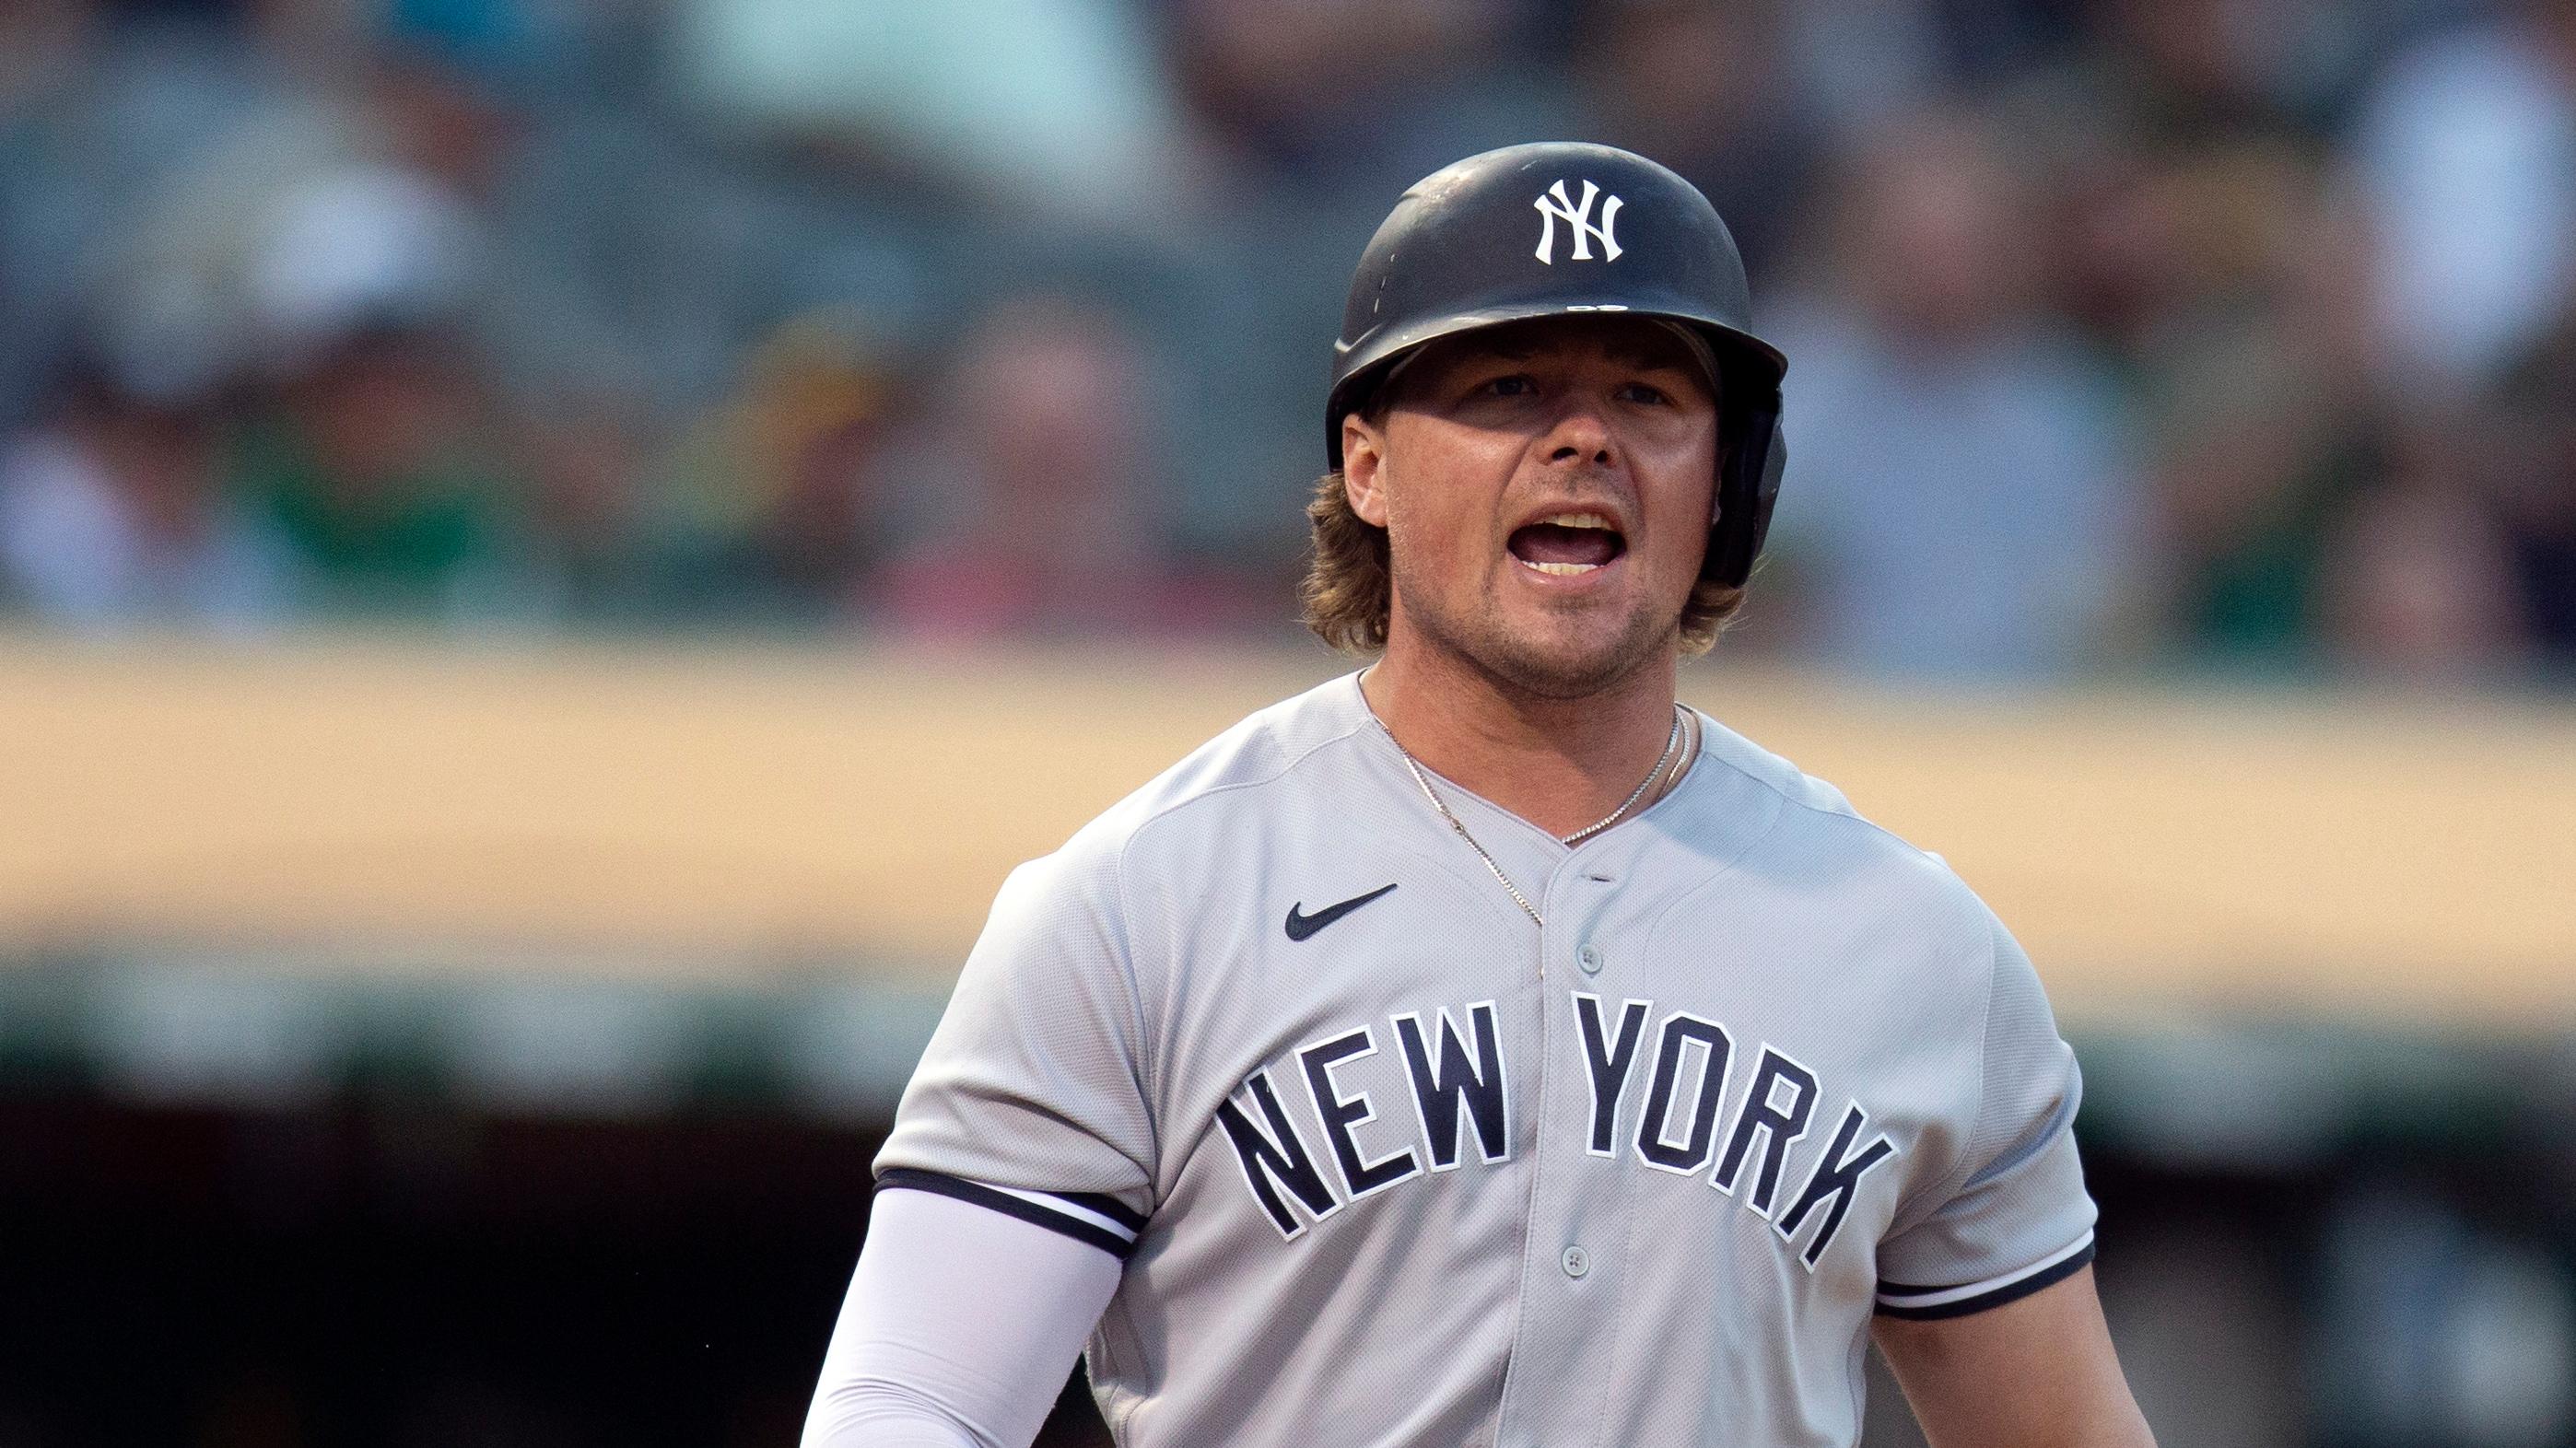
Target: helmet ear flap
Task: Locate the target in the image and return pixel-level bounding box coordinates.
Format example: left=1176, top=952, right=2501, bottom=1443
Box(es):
left=1705, top=388, right=1786, bottom=590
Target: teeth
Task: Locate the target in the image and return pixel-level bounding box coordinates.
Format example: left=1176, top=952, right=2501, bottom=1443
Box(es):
left=1522, top=560, right=1601, bottom=576
left=1538, top=512, right=1616, bottom=531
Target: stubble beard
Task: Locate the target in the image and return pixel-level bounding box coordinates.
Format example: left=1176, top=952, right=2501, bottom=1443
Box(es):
left=1389, top=549, right=1681, bottom=705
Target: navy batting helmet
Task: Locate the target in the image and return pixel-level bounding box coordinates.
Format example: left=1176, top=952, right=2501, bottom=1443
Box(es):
left=1326, top=142, right=1788, bottom=590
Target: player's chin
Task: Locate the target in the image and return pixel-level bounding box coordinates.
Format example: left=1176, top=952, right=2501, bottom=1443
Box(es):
left=1490, top=593, right=1672, bottom=693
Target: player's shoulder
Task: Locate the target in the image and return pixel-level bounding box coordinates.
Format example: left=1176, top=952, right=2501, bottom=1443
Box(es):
left=1010, top=671, right=1374, bottom=893
left=1687, top=708, right=1999, bottom=944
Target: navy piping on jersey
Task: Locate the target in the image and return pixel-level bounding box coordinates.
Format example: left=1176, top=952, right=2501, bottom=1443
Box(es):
left=876, top=1168, right=1145, bottom=1259
left=1872, top=1232, right=2095, bottom=1321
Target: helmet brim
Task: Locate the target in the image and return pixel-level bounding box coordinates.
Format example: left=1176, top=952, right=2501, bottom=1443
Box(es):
left=1324, top=302, right=1786, bottom=468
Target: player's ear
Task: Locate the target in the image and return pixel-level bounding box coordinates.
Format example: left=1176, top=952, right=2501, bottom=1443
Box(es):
left=1341, top=414, right=1392, bottom=529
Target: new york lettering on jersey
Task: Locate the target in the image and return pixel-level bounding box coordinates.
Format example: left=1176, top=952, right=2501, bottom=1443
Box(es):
left=1211, top=993, right=1898, bottom=1273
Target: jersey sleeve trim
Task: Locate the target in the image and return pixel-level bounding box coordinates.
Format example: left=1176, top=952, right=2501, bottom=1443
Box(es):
left=875, top=1168, right=1144, bottom=1260
left=1873, top=1231, right=2094, bottom=1321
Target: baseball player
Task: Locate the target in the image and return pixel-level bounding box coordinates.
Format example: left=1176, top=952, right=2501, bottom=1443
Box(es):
left=804, top=143, right=2155, bottom=1448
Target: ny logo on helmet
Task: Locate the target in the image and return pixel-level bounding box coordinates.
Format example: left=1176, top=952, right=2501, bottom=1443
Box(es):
left=1533, top=180, right=1624, bottom=264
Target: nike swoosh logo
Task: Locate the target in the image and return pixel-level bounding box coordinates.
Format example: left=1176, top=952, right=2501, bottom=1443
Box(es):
left=1284, top=882, right=1399, bottom=941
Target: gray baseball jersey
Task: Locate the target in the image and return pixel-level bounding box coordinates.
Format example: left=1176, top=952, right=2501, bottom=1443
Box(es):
left=877, top=671, right=2095, bottom=1448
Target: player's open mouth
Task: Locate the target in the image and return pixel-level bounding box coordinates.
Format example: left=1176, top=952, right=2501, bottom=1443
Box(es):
left=1508, top=512, right=1626, bottom=576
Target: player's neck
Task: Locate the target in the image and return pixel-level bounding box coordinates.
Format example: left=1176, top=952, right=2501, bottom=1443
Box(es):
left=1360, top=637, right=1686, bottom=841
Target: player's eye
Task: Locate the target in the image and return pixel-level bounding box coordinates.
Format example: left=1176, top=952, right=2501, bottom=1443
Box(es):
left=1478, top=373, right=1539, bottom=398
left=1619, top=380, right=1674, bottom=406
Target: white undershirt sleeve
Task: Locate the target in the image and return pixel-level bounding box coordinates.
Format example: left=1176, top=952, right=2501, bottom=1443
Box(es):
left=802, top=1186, right=1127, bottom=1448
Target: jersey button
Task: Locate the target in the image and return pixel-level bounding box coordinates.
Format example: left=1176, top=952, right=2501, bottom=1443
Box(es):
left=1561, top=1244, right=1590, bottom=1279
left=1577, top=944, right=1604, bottom=975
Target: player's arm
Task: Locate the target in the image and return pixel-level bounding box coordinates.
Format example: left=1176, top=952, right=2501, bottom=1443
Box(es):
left=809, top=846, right=1156, bottom=1445
left=1872, top=1263, right=2153, bottom=1448
left=802, top=1186, right=1123, bottom=1448
left=1873, top=909, right=2149, bottom=1446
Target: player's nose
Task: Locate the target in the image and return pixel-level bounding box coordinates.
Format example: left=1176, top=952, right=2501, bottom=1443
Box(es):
left=1539, top=396, right=1618, bottom=469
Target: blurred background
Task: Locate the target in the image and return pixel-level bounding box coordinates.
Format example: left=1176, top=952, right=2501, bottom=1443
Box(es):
left=1, top=0, right=2573, bottom=1443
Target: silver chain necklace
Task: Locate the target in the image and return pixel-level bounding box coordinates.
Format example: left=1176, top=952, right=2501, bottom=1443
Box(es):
left=1377, top=706, right=1687, bottom=928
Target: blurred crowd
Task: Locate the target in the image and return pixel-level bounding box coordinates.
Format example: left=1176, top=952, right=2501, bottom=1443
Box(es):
left=2, top=0, right=2573, bottom=683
